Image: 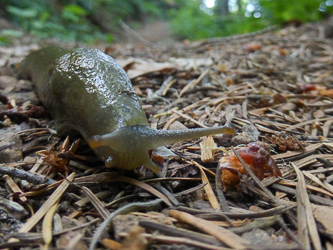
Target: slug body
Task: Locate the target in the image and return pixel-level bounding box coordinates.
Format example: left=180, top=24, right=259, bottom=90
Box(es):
left=18, top=46, right=234, bottom=173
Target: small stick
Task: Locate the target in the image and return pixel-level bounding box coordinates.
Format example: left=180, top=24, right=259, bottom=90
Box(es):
left=89, top=199, right=163, bottom=250
left=215, top=164, right=230, bottom=212
left=0, top=165, right=56, bottom=185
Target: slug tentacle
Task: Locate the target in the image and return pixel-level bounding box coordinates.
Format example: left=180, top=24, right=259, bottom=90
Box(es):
left=88, top=125, right=234, bottom=172
left=149, top=125, right=235, bottom=149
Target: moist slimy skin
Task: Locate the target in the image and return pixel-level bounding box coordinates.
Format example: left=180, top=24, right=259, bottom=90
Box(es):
left=18, top=46, right=234, bottom=173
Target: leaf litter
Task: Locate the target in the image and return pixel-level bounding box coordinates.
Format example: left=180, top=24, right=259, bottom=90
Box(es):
left=0, top=19, right=333, bottom=249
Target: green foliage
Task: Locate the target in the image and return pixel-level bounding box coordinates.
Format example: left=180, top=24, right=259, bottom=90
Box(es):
left=168, top=0, right=333, bottom=40
left=0, top=29, right=23, bottom=45
left=2, top=0, right=169, bottom=43
left=62, top=5, right=88, bottom=22
left=2, top=0, right=333, bottom=43
left=3, top=0, right=106, bottom=43
left=259, top=0, right=332, bottom=23
left=168, top=0, right=266, bottom=40
left=168, top=1, right=218, bottom=40
left=6, top=6, right=38, bottom=19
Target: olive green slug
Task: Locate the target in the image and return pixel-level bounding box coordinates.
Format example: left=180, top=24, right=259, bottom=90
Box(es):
left=18, top=46, right=234, bottom=173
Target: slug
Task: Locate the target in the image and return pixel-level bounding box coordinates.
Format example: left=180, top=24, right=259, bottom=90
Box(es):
left=18, top=46, right=234, bottom=173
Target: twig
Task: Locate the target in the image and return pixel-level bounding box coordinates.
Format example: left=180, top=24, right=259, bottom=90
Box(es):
left=153, top=184, right=179, bottom=206
left=169, top=209, right=250, bottom=249
left=0, top=165, right=56, bottom=185
left=18, top=173, right=75, bottom=233
left=193, top=205, right=296, bottom=220
left=215, top=164, right=230, bottom=212
left=293, top=163, right=321, bottom=250
left=82, top=186, right=110, bottom=220
left=5, top=218, right=100, bottom=241
left=105, top=176, right=173, bottom=207
left=89, top=199, right=163, bottom=250
left=229, top=216, right=278, bottom=234
left=271, top=183, right=333, bottom=206
left=138, top=220, right=223, bottom=247
left=276, top=216, right=303, bottom=249
left=179, top=68, right=210, bottom=97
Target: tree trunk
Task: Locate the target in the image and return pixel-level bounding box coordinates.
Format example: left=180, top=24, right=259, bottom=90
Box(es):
left=215, top=0, right=229, bottom=16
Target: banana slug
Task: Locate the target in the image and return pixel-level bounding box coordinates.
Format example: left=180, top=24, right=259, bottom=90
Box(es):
left=18, top=46, right=234, bottom=173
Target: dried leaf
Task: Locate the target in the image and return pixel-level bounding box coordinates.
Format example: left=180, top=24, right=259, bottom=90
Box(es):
left=19, top=172, right=75, bottom=233
left=42, top=199, right=59, bottom=248
left=200, top=136, right=218, bottom=162
left=169, top=209, right=249, bottom=249
left=190, top=160, right=220, bottom=209
left=292, top=163, right=321, bottom=250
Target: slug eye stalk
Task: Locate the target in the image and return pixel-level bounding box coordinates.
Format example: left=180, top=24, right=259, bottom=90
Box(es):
left=88, top=125, right=235, bottom=172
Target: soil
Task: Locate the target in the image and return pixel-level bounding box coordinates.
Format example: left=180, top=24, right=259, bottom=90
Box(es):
left=120, top=21, right=177, bottom=44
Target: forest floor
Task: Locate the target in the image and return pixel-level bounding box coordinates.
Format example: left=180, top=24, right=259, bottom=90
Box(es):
left=120, top=21, right=176, bottom=44
left=0, top=18, right=333, bottom=250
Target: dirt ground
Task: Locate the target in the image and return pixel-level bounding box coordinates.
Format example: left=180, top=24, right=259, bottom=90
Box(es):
left=120, top=21, right=177, bottom=44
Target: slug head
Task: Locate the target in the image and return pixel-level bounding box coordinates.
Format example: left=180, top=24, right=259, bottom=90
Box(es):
left=88, top=126, right=161, bottom=173
left=88, top=124, right=235, bottom=173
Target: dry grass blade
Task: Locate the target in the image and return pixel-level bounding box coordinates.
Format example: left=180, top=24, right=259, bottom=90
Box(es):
left=82, top=186, right=110, bottom=219
left=4, top=218, right=100, bottom=242
left=285, top=117, right=333, bottom=131
left=30, top=157, right=44, bottom=173
left=108, top=176, right=173, bottom=207
left=183, top=159, right=216, bottom=177
left=18, top=172, right=75, bottom=233
left=162, top=78, right=177, bottom=96
left=179, top=68, right=210, bottom=97
left=322, top=119, right=333, bottom=138
left=74, top=190, right=112, bottom=208
left=278, top=179, right=333, bottom=197
left=171, top=108, right=207, bottom=127
left=294, top=154, right=333, bottom=169
left=89, top=199, right=163, bottom=250
left=302, top=171, right=333, bottom=194
left=271, top=143, right=323, bottom=160
left=215, top=163, right=229, bottom=212
left=292, top=163, right=321, bottom=250
left=3, top=175, right=28, bottom=203
left=169, top=209, right=250, bottom=249
left=139, top=220, right=223, bottom=247
left=120, top=233, right=230, bottom=250
left=190, top=160, right=220, bottom=209
left=42, top=199, right=59, bottom=249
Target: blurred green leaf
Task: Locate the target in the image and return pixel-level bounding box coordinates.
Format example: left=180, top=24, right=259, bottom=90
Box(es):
left=6, top=6, right=38, bottom=18
left=0, top=35, right=12, bottom=45
left=106, top=34, right=114, bottom=43
left=64, top=5, right=88, bottom=16
left=0, top=29, right=23, bottom=37
left=63, top=5, right=88, bottom=22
